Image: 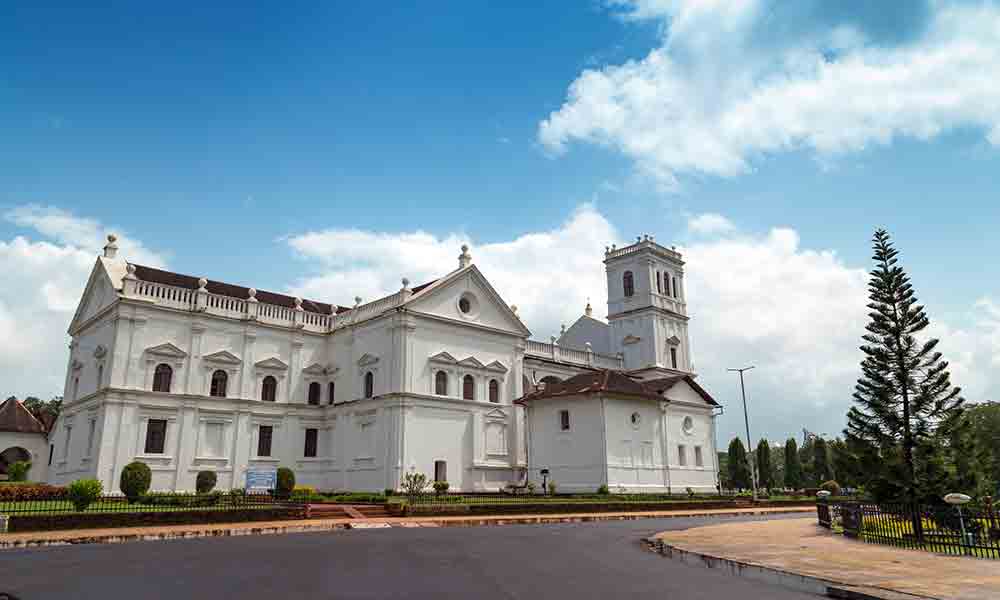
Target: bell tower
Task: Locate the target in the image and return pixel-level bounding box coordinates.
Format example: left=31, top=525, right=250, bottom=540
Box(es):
left=604, top=235, right=693, bottom=379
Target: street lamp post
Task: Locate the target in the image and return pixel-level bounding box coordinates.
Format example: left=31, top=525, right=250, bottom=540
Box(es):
left=728, top=366, right=758, bottom=502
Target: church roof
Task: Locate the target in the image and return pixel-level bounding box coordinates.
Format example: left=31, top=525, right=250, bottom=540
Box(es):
left=131, top=264, right=437, bottom=317
left=516, top=370, right=719, bottom=406
left=557, top=314, right=612, bottom=355
left=0, top=398, right=48, bottom=434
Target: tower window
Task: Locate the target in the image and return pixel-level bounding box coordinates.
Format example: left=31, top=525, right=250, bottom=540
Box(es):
left=623, top=271, right=634, bottom=297
left=670, top=347, right=678, bottom=369
left=152, top=364, right=172, bottom=393
left=328, top=381, right=336, bottom=405
left=304, top=428, right=318, bottom=457
left=489, top=379, right=499, bottom=403
left=144, top=419, right=167, bottom=454
left=308, top=381, right=321, bottom=405
left=257, top=425, right=273, bottom=457
left=462, top=375, right=475, bottom=400
left=672, top=276, right=678, bottom=298
left=364, top=371, right=374, bottom=398
left=656, top=271, right=662, bottom=293
left=559, top=409, right=570, bottom=431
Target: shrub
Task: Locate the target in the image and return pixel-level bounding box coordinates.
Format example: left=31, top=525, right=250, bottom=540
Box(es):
left=686, top=487, right=695, bottom=498
left=597, top=484, right=610, bottom=495
left=384, top=488, right=395, bottom=497
left=7, top=460, right=30, bottom=482
left=196, top=471, right=218, bottom=494
left=0, top=483, right=67, bottom=501
left=820, top=480, right=842, bottom=497
left=229, top=487, right=246, bottom=497
left=526, top=481, right=537, bottom=494
left=402, top=472, right=428, bottom=497
left=433, top=480, right=450, bottom=495
left=120, top=461, right=152, bottom=503
left=67, top=478, right=103, bottom=511
left=547, top=480, right=557, bottom=495
left=276, top=467, right=295, bottom=496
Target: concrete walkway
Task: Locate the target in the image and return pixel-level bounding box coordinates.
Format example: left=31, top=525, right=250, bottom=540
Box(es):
left=653, top=517, right=1000, bottom=600
left=0, top=505, right=811, bottom=549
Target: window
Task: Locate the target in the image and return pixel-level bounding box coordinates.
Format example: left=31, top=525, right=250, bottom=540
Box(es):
left=559, top=409, right=570, bottom=431
left=210, top=370, right=228, bottom=397
left=328, top=381, right=336, bottom=405
left=202, top=422, right=225, bottom=457
left=435, top=371, right=448, bottom=396
left=462, top=375, right=475, bottom=400
left=458, top=297, right=471, bottom=314
left=623, top=271, right=634, bottom=297
left=488, top=379, right=499, bottom=403
left=630, top=412, right=641, bottom=427
left=145, top=419, right=167, bottom=454
left=670, top=347, right=678, bottom=369
left=97, top=364, right=104, bottom=390
left=664, top=272, right=672, bottom=296
left=152, top=363, right=173, bottom=393
left=261, top=375, right=277, bottom=402
left=682, top=416, right=694, bottom=434
left=656, top=271, right=662, bottom=293
left=678, top=444, right=687, bottom=467
left=73, top=377, right=79, bottom=401
left=48, top=444, right=54, bottom=466
left=695, top=446, right=704, bottom=467
left=672, top=276, right=678, bottom=298
left=257, top=425, right=273, bottom=457
left=364, top=371, right=374, bottom=398
left=304, top=428, right=318, bottom=458
left=434, top=460, right=447, bottom=483
left=308, top=382, right=321, bottom=405
left=87, top=419, right=96, bottom=456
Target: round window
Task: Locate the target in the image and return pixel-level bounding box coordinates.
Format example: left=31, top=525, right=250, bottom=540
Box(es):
left=630, top=412, right=641, bottom=428
left=456, top=292, right=480, bottom=319
left=459, top=297, right=471, bottom=313
left=682, top=416, right=694, bottom=434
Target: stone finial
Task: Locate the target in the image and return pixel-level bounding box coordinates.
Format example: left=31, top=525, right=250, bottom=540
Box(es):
left=636, top=236, right=642, bottom=243
left=649, top=235, right=655, bottom=242
left=401, top=277, right=410, bottom=291
left=197, top=277, right=208, bottom=291
left=560, top=323, right=566, bottom=335
left=247, top=288, right=258, bottom=303
left=103, top=234, right=119, bottom=259
left=585, top=300, right=593, bottom=317
left=354, top=296, right=363, bottom=307
left=550, top=335, right=558, bottom=345
left=294, top=296, right=303, bottom=310
left=510, top=304, right=518, bottom=316
left=458, top=244, right=472, bottom=269
left=585, top=342, right=593, bottom=353
left=124, top=263, right=137, bottom=280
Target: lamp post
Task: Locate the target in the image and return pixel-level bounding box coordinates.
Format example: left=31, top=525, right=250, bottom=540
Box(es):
left=728, top=366, right=758, bottom=502
left=944, top=492, right=973, bottom=554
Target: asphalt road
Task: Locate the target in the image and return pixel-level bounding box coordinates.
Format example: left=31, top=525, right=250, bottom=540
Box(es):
left=1, top=514, right=818, bottom=600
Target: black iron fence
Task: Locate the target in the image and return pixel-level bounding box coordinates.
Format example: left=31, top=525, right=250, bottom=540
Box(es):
left=818, top=499, right=1000, bottom=559
left=0, top=491, right=300, bottom=517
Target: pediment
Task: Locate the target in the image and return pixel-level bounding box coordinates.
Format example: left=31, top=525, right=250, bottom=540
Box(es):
left=429, top=351, right=458, bottom=364
left=302, top=362, right=328, bottom=375
left=203, top=350, right=242, bottom=365
left=357, top=353, right=379, bottom=367
left=458, top=356, right=485, bottom=368
left=485, top=360, right=508, bottom=373
left=403, top=266, right=531, bottom=338
left=68, top=259, right=119, bottom=335
left=145, top=342, right=188, bottom=358
left=255, top=357, right=288, bottom=370
left=485, top=408, right=508, bottom=420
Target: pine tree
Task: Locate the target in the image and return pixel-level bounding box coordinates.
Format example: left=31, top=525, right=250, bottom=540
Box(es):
left=756, top=439, right=773, bottom=491
left=813, top=437, right=832, bottom=485
left=727, top=438, right=752, bottom=491
left=784, top=438, right=802, bottom=490
left=846, top=229, right=964, bottom=501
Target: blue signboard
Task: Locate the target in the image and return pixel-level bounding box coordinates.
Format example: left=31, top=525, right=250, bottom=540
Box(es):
left=246, top=467, right=277, bottom=491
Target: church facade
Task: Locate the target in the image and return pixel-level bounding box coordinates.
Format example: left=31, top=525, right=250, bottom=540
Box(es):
left=45, top=234, right=721, bottom=493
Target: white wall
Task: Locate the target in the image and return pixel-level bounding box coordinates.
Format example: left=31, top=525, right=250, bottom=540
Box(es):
left=0, top=431, right=50, bottom=482
left=525, top=396, right=607, bottom=493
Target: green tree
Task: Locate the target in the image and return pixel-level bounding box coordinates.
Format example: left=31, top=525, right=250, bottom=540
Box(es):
left=784, top=438, right=802, bottom=490
left=717, top=452, right=731, bottom=491
left=22, top=395, right=62, bottom=422
left=959, top=402, right=1000, bottom=495
left=813, top=437, right=832, bottom=485
left=769, top=444, right=786, bottom=489
left=755, top=439, right=773, bottom=491
left=846, top=229, right=964, bottom=501
left=727, top=438, right=752, bottom=491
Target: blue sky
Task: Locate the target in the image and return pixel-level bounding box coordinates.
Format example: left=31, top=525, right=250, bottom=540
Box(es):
left=3, top=1, right=1000, bottom=444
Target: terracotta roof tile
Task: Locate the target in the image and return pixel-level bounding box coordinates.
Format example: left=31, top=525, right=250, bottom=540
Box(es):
left=516, top=370, right=719, bottom=406
left=0, top=398, right=48, bottom=434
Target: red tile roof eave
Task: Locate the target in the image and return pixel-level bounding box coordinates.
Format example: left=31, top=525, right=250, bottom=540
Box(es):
left=0, top=399, right=49, bottom=434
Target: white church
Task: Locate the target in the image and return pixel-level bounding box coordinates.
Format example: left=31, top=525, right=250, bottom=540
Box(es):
left=30, top=234, right=721, bottom=493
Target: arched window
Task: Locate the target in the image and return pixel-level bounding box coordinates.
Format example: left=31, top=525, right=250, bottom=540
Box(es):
left=328, top=381, right=336, bottom=405
left=462, top=375, right=475, bottom=400
left=261, top=375, right=277, bottom=402
left=672, top=276, right=679, bottom=299
left=435, top=371, right=448, bottom=396
left=364, top=371, right=374, bottom=398
left=308, top=381, right=321, bottom=405
left=210, top=370, right=228, bottom=397
left=623, top=271, right=634, bottom=297
left=488, top=379, right=499, bottom=403
left=152, top=364, right=173, bottom=393
left=656, top=271, right=662, bottom=293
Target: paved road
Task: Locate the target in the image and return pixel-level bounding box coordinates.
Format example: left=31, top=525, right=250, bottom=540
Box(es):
left=1, top=515, right=818, bottom=599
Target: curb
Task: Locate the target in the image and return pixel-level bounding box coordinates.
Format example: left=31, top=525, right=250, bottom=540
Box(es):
left=645, top=537, right=939, bottom=600
left=0, top=507, right=811, bottom=550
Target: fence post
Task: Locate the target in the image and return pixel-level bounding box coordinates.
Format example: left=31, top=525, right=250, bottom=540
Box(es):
left=911, top=501, right=925, bottom=547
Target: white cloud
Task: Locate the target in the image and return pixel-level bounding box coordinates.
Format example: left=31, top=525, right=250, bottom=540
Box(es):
left=540, top=1, right=1000, bottom=186
left=687, top=212, right=736, bottom=234
left=0, top=207, right=167, bottom=399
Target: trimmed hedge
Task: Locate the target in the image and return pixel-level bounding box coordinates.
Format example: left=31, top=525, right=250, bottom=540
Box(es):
left=8, top=506, right=306, bottom=533
left=196, top=471, right=218, bottom=494
left=0, top=483, right=67, bottom=501
left=120, top=462, right=152, bottom=502
left=276, top=467, right=295, bottom=496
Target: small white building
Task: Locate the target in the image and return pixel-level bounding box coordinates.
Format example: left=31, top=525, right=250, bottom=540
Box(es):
left=518, top=370, right=720, bottom=493
left=46, top=233, right=721, bottom=493
left=0, top=397, right=51, bottom=482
